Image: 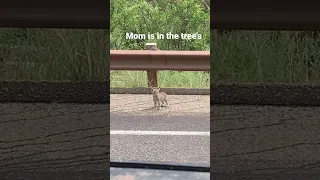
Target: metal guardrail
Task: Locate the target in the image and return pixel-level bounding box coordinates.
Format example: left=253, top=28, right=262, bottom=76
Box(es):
left=110, top=50, right=209, bottom=71
left=110, top=43, right=210, bottom=87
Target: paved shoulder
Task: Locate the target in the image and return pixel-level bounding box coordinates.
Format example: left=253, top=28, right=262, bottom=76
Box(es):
left=111, top=94, right=210, bottom=116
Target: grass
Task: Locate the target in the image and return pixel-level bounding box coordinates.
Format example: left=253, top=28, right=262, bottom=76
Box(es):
left=9, top=29, right=318, bottom=86
left=0, top=28, right=108, bottom=82
left=211, top=30, right=320, bottom=84
left=110, top=71, right=210, bottom=88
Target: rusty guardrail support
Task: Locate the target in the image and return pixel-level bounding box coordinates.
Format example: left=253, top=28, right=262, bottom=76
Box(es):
left=145, top=43, right=158, bottom=87
left=110, top=44, right=210, bottom=87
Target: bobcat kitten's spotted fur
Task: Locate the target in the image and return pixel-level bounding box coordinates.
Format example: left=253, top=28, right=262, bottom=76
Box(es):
left=151, top=87, right=168, bottom=110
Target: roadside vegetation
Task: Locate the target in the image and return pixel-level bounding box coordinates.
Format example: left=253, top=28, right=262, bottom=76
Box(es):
left=211, top=30, right=320, bottom=84
left=111, top=71, right=209, bottom=88
left=110, top=0, right=210, bottom=88
left=0, top=28, right=108, bottom=81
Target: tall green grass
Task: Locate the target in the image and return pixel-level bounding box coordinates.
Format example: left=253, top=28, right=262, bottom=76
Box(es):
left=0, top=28, right=108, bottom=82
left=111, top=71, right=209, bottom=88
left=211, top=30, right=320, bottom=84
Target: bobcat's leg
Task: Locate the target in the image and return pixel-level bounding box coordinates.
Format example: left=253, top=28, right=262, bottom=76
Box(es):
left=165, top=100, right=169, bottom=107
left=160, top=101, right=165, bottom=107
left=154, top=101, right=157, bottom=108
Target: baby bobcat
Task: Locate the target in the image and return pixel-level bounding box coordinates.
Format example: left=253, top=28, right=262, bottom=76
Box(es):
left=151, top=87, right=168, bottom=110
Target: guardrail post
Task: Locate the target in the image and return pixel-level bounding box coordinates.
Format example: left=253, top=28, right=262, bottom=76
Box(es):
left=145, top=43, right=158, bottom=88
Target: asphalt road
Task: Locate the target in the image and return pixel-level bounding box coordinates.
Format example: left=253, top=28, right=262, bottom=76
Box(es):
left=212, top=105, right=320, bottom=179
left=110, top=94, right=210, bottom=166
left=110, top=114, right=210, bottom=166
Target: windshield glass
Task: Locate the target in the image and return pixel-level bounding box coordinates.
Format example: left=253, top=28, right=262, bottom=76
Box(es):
left=110, top=0, right=210, bottom=175
left=110, top=167, right=210, bottom=180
